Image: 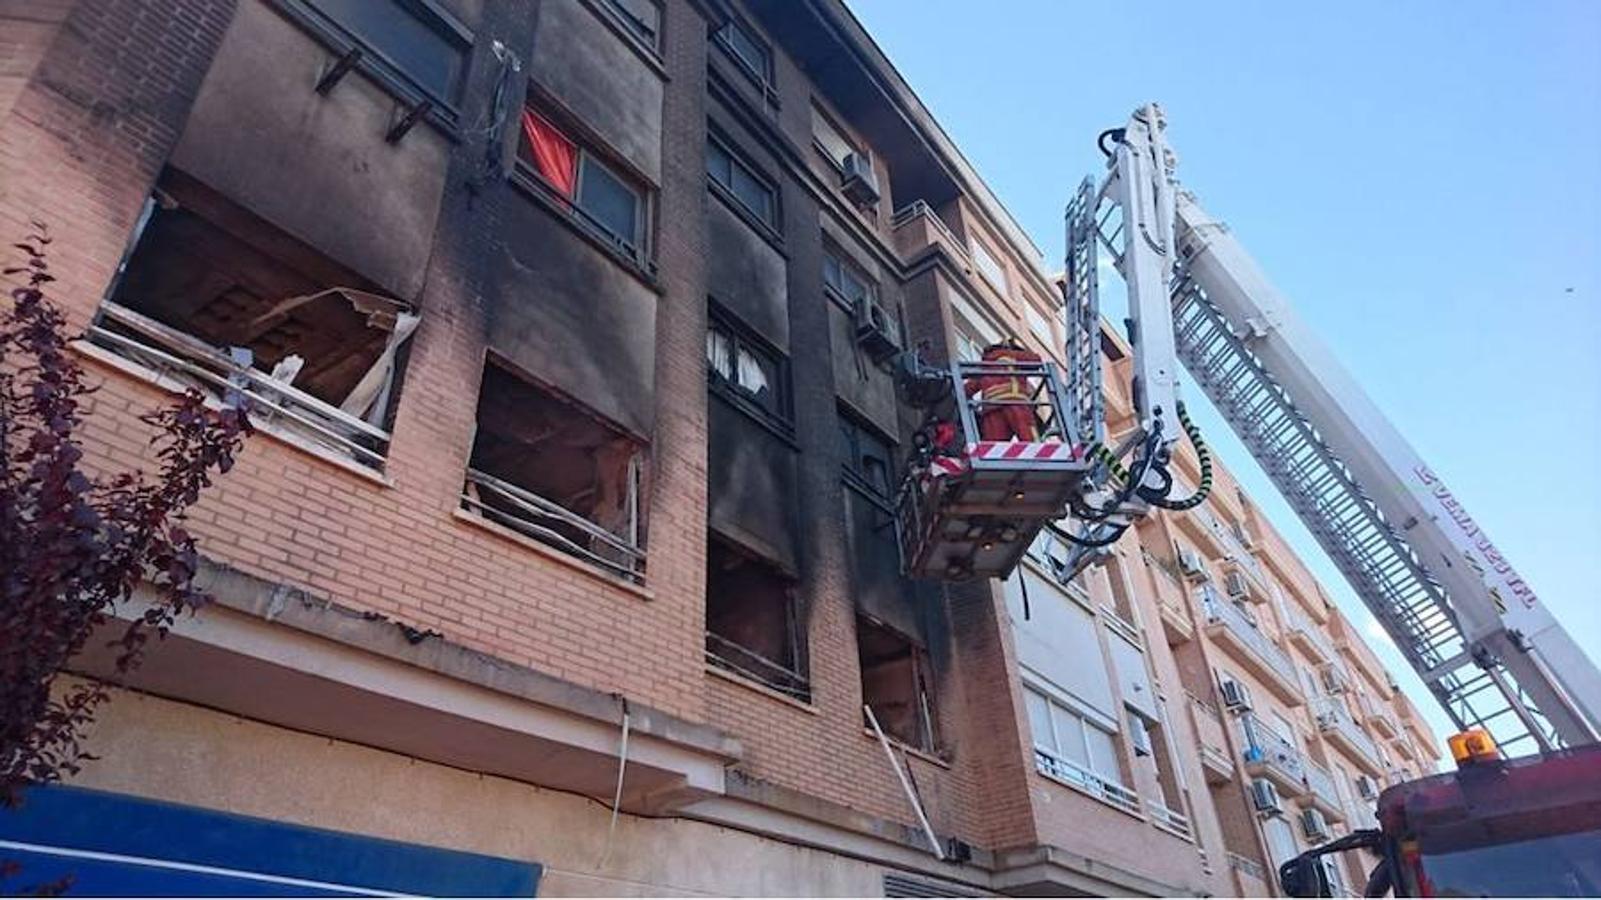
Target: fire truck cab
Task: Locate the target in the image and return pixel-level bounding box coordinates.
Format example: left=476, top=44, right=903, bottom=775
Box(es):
left=1280, top=735, right=1601, bottom=897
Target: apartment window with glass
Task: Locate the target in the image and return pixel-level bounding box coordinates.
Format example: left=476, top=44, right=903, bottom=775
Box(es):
left=603, top=0, right=661, bottom=49
left=707, top=310, right=788, bottom=427
left=714, top=17, right=772, bottom=88
left=811, top=105, right=859, bottom=169
left=970, top=237, right=1008, bottom=295
left=1024, top=684, right=1134, bottom=810
left=823, top=248, right=875, bottom=314
left=519, top=108, right=648, bottom=262
left=707, top=136, right=778, bottom=229
left=838, top=412, right=895, bottom=499
left=302, top=0, right=471, bottom=106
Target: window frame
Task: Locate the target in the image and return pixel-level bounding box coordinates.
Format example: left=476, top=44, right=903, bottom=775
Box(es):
left=713, top=16, right=773, bottom=91
left=857, top=613, right=941, bottom=753
left=277, top=0, right=473, bottom=123
left=600, top=0, right=662, bottom=53
left=969, top=235, right=1009, bottom=296
left=707, top=132, right=781, bottom=233
left=707, top=305, right=792, bottom=434
left=516, top=104, right=653, bottom=270
left=1025, top=682, right=1129, bottom=790
left=823, top=246, right=877, bottom=316
left=811, top=103, right=863, bottom=171
left=838, top=410, right=897, bottom=504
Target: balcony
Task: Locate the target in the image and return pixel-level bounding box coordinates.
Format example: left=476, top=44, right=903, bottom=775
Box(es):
left=891, top=200, right=969, bottom=267
left=1287, top=606, right=1338, bottom=664
left=1149, top=803, right=1193, bottom=841
left=1200, top=590, right=1303, bottom=705
left=1314, top=698, right=1382, bottom=773
left=1361, top=697, right=1400, bottom=739
left=1238, top=712, right=1305, bottom=795
left=1188, top=692, right=1234, bottom=785
left=1034, top=749, right=1141, bottom=816
left=1300, top=761, right=1346, bottom=823
left=1157, top=591, right=1194, bottom=645
left=1228, top=851, right=1271, bottom=897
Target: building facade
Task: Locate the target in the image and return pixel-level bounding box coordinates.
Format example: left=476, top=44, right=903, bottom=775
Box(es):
left=1, top=0, right=1436, bottom=894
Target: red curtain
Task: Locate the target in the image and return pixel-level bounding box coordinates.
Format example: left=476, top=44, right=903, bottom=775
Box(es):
left=521, top=110, right=578, bottom=199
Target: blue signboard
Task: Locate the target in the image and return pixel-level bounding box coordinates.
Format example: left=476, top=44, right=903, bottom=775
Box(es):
left=0, top=786, right=541, bottom=896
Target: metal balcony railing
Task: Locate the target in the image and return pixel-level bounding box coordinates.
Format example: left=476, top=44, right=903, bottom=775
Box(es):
left=1239, top=711, right=1305, bottom=787
left=1201, top=592, right=1300, bottom=688
left=463, top=468, right=646, bottom=583
left=90, top=301, right=391, bottom=469
left=1034, top=749, right=1140, bottom=815
left=1149, top=803, right=1193, bottom=840
left=891, top=200, right=969, bottom=262
left=1288, top=605, right=1340, bottom=663
left=1302, top=762, right=1344, bottom=818
left=1315, top=698, right=1382, bottom=767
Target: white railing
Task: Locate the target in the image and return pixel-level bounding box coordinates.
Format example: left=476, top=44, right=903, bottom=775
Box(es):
left=891, top=200, right=968, bottom=259
left=1202, top=592, right=1299, bottom=686
left=1228, top=851, right=1267, bottom=882
left=463, top=468, right=645, bottom=583
left=1315, top=698, right=1382, bottom=765
left=1303, top=761, right=1341, bottom=812
left=1289, top=604, right=1340, bottom=662
left=1034, top=749, right=1140, bottom=815
left=1149, top=802, right=1193, bottom=839
left=90, top=301, right=391, bottom=468
left=1240, top=712, right=1305, bottom=785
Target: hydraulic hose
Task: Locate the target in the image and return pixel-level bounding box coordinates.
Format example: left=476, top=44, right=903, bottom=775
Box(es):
left=1150, top=401, right=1212, bottom=511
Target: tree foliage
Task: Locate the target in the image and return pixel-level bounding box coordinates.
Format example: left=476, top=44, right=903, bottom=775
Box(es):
left=1, top=226, right=250, bottom=806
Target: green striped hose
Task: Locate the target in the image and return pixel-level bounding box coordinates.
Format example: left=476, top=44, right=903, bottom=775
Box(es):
left=1083, top=400, right=1212, bottom=510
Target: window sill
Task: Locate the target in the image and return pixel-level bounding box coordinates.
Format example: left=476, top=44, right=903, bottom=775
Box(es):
left=861, top=727, right=951, bottom=769
left=452, top=508, right=654, bottom=602
left=509, top=170, right=661, bottom=293
left=706, top=664, right=817, bottom=714
left=70, top=339, right=394, bottom=489
left=708, top=178, right=786, bottom=253
left=269, top=0, right=464, bottom=141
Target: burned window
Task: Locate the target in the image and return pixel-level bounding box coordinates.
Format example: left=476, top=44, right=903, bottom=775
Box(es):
left=92, top=171, right=416, bottom=470
left=707, top=135, right=778, bottom=230
left=858, top=615, right=939, bottom=752
left=838, top=413, right=895, bottom=499
left=518, top=106, right=648, bottom=263
left=302, top=0, right=471, bottom=106
left=462, top=361, right=646, bottom=582
left=707, top=309, right=788, bottom=427
left=705, top=534, right=807, bottom=701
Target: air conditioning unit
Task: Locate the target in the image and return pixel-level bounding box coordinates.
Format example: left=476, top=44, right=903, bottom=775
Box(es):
left=1178, top=549, right=1208, bottom=581
left=840, top=152, right=880, bottom=207
left=1221, top=679, right=1253, bottom=712
left=1250, top=778, right=1282, bottom=815
left=853, top=296, right=902, bottom=363
left=1355, top=774, right=1379, bottom=801
left=1321, top=665, right=1350, bottom=694
left=1224, top=569, right=1250, bottom=600
left=1231, top=520, right=1255, bottom=548
left=1300, top=807, right=1332, bottom=842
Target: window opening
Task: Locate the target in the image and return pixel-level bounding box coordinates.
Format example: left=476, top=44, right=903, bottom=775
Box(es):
left=519, top=107, right=647, bottom=261
left=857, top=615, right=938, bottom=752
left=91, top=172, right=416, bottom=470
left=707, top=312, right=788, bottom=426
left=706, top=533, right=807, bottom=700
left=306, top=0, right=471, bottom=105
left=462, top=361, right=646, bottom=582
left=707, top=136, right=778, bottom=228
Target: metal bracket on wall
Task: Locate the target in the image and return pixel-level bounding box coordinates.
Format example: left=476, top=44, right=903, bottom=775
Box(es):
left=386, top=99, right=433, bottom=144
left=314, top=47, right=363, bottom=96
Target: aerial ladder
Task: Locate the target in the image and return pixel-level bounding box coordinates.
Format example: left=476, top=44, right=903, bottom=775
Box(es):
left=898, top=103, right=1601, bottom=758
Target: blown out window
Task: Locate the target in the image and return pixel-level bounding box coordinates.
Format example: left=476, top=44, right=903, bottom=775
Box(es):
left=462, top=361, right=646, bottom=583
left=706, top=312, right=787, bottom=427
left=858, top=615, right=938, bottom=752
left=519, top=108, right=647, bottom=262
left=705, top=534, right=807, bottom=700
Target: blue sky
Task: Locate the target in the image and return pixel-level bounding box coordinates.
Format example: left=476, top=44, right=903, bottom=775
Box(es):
left=849, top=0, right=1601, bottom=752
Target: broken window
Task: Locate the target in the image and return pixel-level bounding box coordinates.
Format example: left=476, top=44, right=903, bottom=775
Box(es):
left=706, top=309, right=788, bottom=427
left=705, top=534, right=808, bottom=700
left=857, top=614, right=939, bottom=752
left=518, top=105, right=648, bottom=263
left=91, top=171, right=417, bottom=470
left=838, top=412, right=895, bottom=499
left=462, top=360, right=646, bottom=582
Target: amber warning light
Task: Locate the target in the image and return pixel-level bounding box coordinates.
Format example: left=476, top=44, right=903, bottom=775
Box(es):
left=1447, top=729, right=1501, bottom=766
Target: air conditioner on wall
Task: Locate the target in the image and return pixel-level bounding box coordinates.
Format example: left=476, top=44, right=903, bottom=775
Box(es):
left=840, top=152, right=880, bottom=207
left=1300, top=807, right=1332, bottom=842
left=853, top=296, right=902, bottom=363
left=1221, top=679, right=1253, bottom=711
left=1356, top=775, right=1379, bottom=801
left=1178, top=549, right=1208, bottom=581
left=1250, top=778, right=1282, bottom=815
left=1321, top=666, right=1350, bottom=694
left=1225, top=569, right=1249, bottom=599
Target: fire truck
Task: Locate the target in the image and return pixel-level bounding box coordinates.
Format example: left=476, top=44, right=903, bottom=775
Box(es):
left=896, top=104, right=1601, bottom=894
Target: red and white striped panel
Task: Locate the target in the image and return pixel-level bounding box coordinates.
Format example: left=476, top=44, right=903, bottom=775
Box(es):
left=928, top=456, right=969, bottom=479
left=964, top=441, right=1079, bottom=463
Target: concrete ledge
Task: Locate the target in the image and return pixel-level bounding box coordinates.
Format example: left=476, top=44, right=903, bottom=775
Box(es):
left=992, top=842, right=1199, bottom=897
left=72, top=560, right=740, bottom=814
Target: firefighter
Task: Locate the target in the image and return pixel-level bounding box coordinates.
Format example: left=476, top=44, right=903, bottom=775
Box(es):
left=968, top=338, right=1042, bottom=441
